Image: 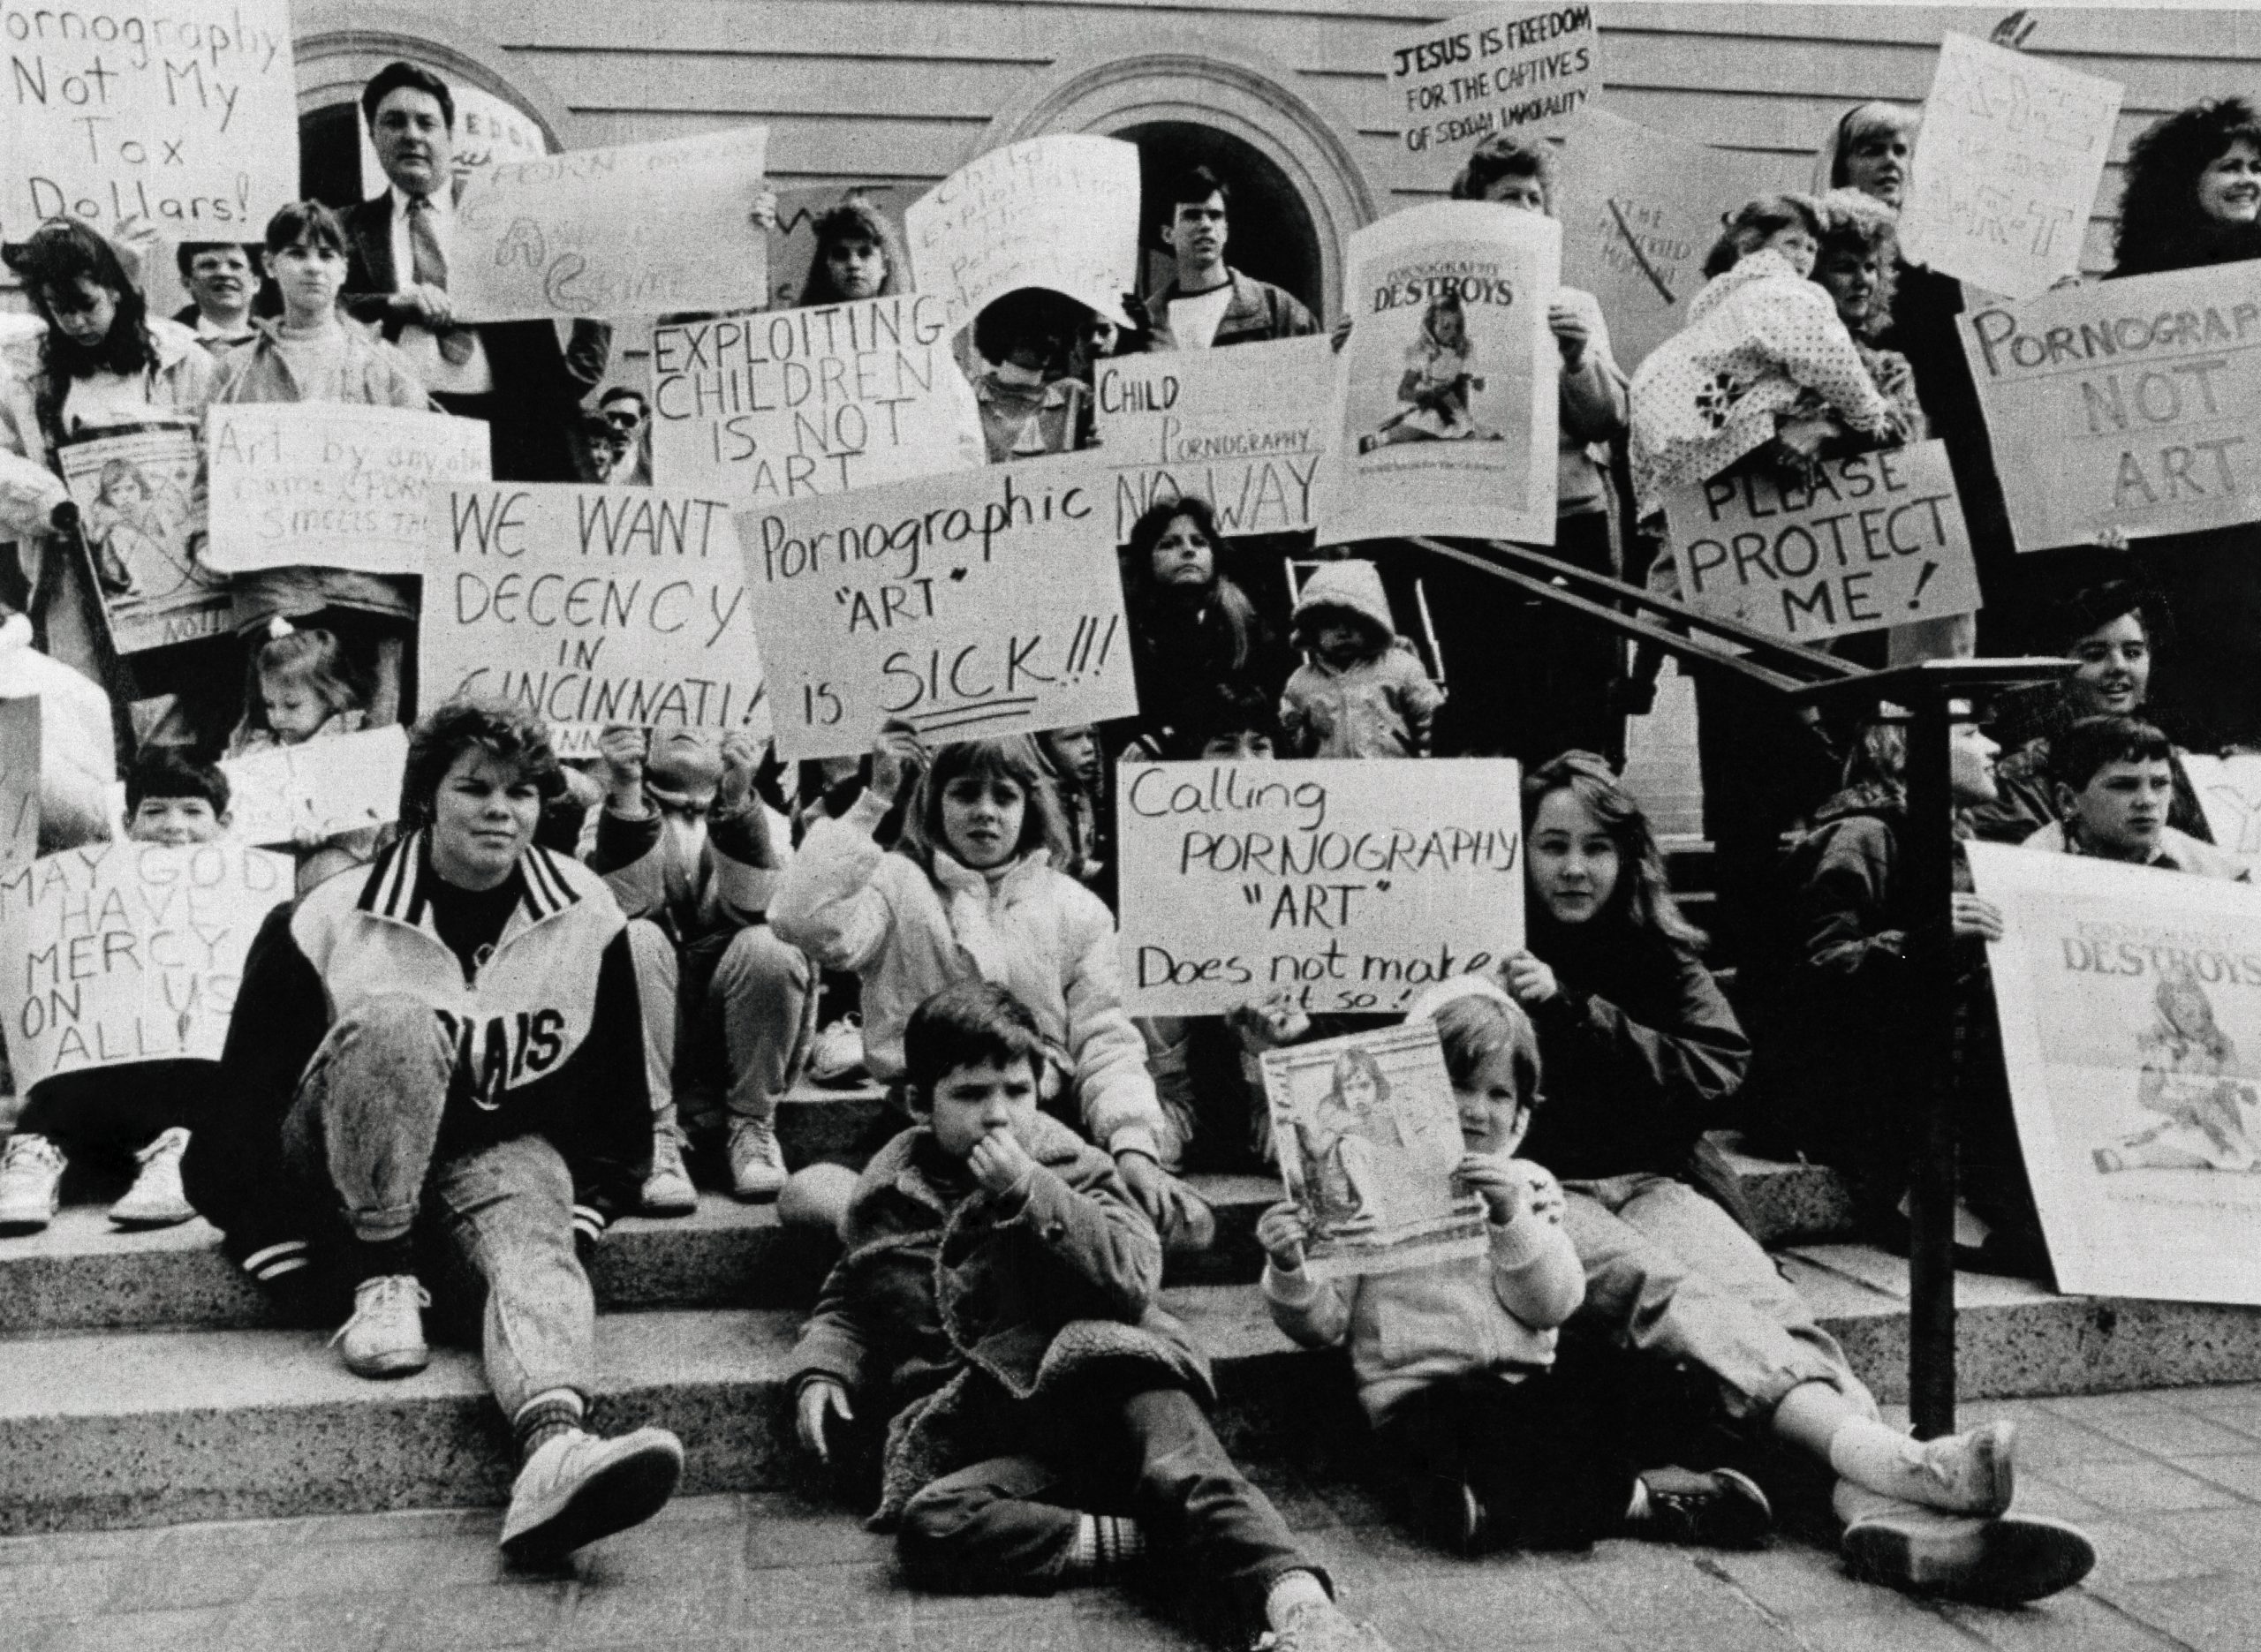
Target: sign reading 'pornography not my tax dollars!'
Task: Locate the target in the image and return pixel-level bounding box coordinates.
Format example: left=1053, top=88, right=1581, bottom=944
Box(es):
left=737, top=458, right=1135, bottom=762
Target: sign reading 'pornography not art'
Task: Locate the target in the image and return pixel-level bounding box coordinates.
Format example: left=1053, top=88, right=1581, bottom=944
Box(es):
left=650, top=297, right=985, bottom=502
left=1385, top=2, right=1599, bottom=155
left=739, top=459, right=1134, bottom=762
left=422, top=485, right=771, bottom=738
left=1117, top=759, right=1524, bottom=1018
left=1961, top=260, right=2261, bottom=551
left=1, top=0, right=298, bottom=233
left=1663, top=441, right=1982, bottom=642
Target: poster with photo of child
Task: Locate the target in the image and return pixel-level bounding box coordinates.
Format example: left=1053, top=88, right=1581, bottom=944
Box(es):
left=56, top=424, right=230, bottom=655
left=1259, top=1022, right=1490, bottom=1279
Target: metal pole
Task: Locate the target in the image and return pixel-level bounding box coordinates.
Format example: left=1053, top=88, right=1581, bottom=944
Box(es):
left=1901, top=693, right=1960, bottom=1439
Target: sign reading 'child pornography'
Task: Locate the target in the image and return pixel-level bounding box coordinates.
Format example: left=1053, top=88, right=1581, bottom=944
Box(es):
left=1, top=0, right=297, bottom=233
left=422, top=486, right=772, bottom=742
left=1971, top=841, right=2261, bottom=1304
left=650, top=297, right=985, bottom=502
left=1096, top=336, right=1335, bottom=540
left=1960, top=260, right=2261, bottom=552
left=1117, top=759, right=1524, bottom=1018
left=450, top=126, right=771, bottom=323
left=905, top=135, right=1142, bottom=334
left=1317, top=202, right=1559, bottom=547
left=1663, top=441, right=1982, bottom=643
left=1899, top=33, right=2121, bottom=300
left=205, top=404, right=492, bottom=576
left=1385, top=2, right=1599, bottom=156
left=0, top=841, right=289, bottom=1088
left=740, top=459, right=1134, bottom=763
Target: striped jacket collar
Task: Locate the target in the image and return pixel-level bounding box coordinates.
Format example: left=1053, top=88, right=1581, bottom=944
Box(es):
left=355, top=829, right=583, bottom=933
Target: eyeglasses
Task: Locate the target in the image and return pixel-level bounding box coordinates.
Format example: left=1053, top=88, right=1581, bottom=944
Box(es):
left=601, top=408, right=644, bottom=433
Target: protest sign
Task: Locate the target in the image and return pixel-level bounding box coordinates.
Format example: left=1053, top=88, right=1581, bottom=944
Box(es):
left=1095, top=335, right=1335, bottom=540
left=1116, top=758, right=1524, bottom=1017
left=649, top=297, right=986, bottom=502
left=904, top=135, right=1142, bottom=336
left=56, top=423, right=229, bottom=653
left=1, top=0, right=297, bottom=235
left=220, top=726, right=408, bottom=849
left=1897, top=32, right=2122, bottom=299
left=206, top=404, right=492, bottom=577
left=738, top=458, right=1133, bottom=762
left=0, top=840, right=290, bottom=1089
left=422, top=485, right=772, bottom=743
left=450, top=126, right=771, bottom=323
left=2177, top=754, right=2261, bottom=863
left=1384, top=2, right=1599, bottom=157
left=766, top=184, right=911, bottom=310
left=1316, top=202, right=1558, bottom=547
left=1970, top=840, right=2261, bottom=1303
left=0, top=698, right=37, bottom=876
left=1259, top=1022, right=1490, bottom=1280
left=1556, top=108, right=1796, bottom=371
left=1662, top=441, right=1982, bottom=643
left=1959, top=260, right=2261, bottom=551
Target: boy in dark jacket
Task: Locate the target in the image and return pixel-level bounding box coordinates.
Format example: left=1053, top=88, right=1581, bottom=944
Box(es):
left=183, top=698, right=683, bottom=1564
left=790, top=980, right=1390, bottom=1652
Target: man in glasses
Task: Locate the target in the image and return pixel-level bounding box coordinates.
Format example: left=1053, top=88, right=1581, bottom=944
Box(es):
left=592, top=388, right=651, bottom=485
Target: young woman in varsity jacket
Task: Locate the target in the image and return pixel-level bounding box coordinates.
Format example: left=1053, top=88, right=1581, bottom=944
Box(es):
left=182, top=698, right=683, bottom=1565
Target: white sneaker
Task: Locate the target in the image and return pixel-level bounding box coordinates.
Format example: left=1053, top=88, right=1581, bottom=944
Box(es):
left=728, top=1115, right=788, bottom=1202
left=1902, top=1420, right=2016, bottom=1516
left=111, top=1127, right=195, bottom=1227
left=639, top=1126, right=698, bottom=1217
left=1839, top=1486, right=2096, bottom=1604
left=0, top=1133, right=64, bottom=1234
left=805, top=1015, right=866, bottom=1085
left=329, top=1274, right=431, bottom=1378
left=499, top=1426, right=684, bottom=1564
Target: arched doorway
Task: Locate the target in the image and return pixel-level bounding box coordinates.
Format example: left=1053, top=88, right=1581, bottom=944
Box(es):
left=1118, top=122, right=1323, bottom=317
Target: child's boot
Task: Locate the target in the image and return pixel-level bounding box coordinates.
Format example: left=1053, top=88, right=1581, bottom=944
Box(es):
left=1630, top=1467, right=1773, bottom=1549
left=111, top=1127, right=196, bottom=1228
left=0, top=1133, right=65, bottom=1234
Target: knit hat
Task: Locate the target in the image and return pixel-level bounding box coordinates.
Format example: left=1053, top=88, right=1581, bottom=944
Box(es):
left=1293, top=559, right=1394, bottom=638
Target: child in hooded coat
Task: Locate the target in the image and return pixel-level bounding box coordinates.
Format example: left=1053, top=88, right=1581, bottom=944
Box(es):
left=1279, top=560, right=1445, bottom=759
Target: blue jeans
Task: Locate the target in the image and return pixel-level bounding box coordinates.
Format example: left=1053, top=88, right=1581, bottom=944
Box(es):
left=626, top=919, right=813, bottom=1133
left=281, top=994, right=594, bottom=1415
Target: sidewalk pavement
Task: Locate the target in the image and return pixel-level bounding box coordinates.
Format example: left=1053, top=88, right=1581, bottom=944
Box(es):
left=11, top=1384, right=2261, bottom=1651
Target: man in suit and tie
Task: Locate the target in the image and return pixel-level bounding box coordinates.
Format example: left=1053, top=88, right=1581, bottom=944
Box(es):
left=342, top=62, right=611, bottom=484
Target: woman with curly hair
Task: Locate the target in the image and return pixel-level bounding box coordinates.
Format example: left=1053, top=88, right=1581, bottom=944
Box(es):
left=795, top=195, right=907, bottom=306
left=2106, top=98, right=2261, bottom=747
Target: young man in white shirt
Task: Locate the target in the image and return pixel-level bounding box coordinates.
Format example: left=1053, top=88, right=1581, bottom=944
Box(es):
left=1141, top=165, right=1319, bottom=351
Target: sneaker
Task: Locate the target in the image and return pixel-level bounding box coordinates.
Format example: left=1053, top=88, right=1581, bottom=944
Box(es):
left=805, top=1015, right=866, bottom=1085
left=1637, top=1467, right=1773, bottom=1549
left=110, top=1127, right=195, bottom=1227
left=1905, top=1420, right=2016, bottom=1516
left=1256, top=1598, right=1394, bottom=1652
left=728, top=1115, right=789, bottom=1202
left=329, top=1273, right=431, bottom=1378
left=499, top=1425, right=684, bottom=1565
left=0, top=1133, right=64, bottom=1234
left=1841, top=1498, right=2097, bottom=1605
left=1410, top=1473, right=1485, bottom=1555
left=639, top=1125, right=698, bottom=1217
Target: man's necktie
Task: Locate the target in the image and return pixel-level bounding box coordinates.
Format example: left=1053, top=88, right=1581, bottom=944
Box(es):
left=405, top=195, right=475, bottom=366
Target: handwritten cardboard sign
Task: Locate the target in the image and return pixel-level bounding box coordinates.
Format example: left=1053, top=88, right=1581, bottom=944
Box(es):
left=1970, top=839, right=2261, bottom=1303
left=0, top=698, right=37, bottom=876
left=422, top=485, right=772, bottom=741
left=2177, top=754, right=2261, bottom=863
left=1, top=0, right=297, bottom=235
left=1384, top=1, right=1599, bottom=157
left=1115, top=758, right=1524, bottom=1016
left=1898, top=32, right=2122, bottom=299
left=1316, top=202, right=1558, bottom=547
left=1095, top=335, right=1335, bottom=540
left=220, top=726, right=408, bottom=849
left=1663, top=441, right=1983, bottom=642
left=1556, top=107, right=1796, bottom=371
left=450, top=126, right=771, bottom=323
left=737, top=457, right=1134, bottom=762
left=1958, top=261, right=2261, bottom=551
left=56, top=423, right=229, bottom=654
left=1259, top=1022, right=1491, bottom=1280
left=0, top=841, right=290, bottom=1088
left=905, top=135, right=1142, bottom=336
left=649, top=296, right=986, bottom=502
left=206, top=404, right=492, bottom=576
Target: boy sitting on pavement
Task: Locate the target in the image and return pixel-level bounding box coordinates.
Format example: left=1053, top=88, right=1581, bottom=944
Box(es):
left=0, top=751, right=236, bottom=1234
left=790, top=979, right=1393, bottom=1652
left=2022, top=715, right=2248, bottom=879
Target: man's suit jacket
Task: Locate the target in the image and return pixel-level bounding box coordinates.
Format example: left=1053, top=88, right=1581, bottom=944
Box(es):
left=341, top=189, right=610, bottom=484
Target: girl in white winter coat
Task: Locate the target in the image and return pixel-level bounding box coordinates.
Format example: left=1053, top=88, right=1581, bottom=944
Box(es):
left=769, top=725, right=1208, bottom=1242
